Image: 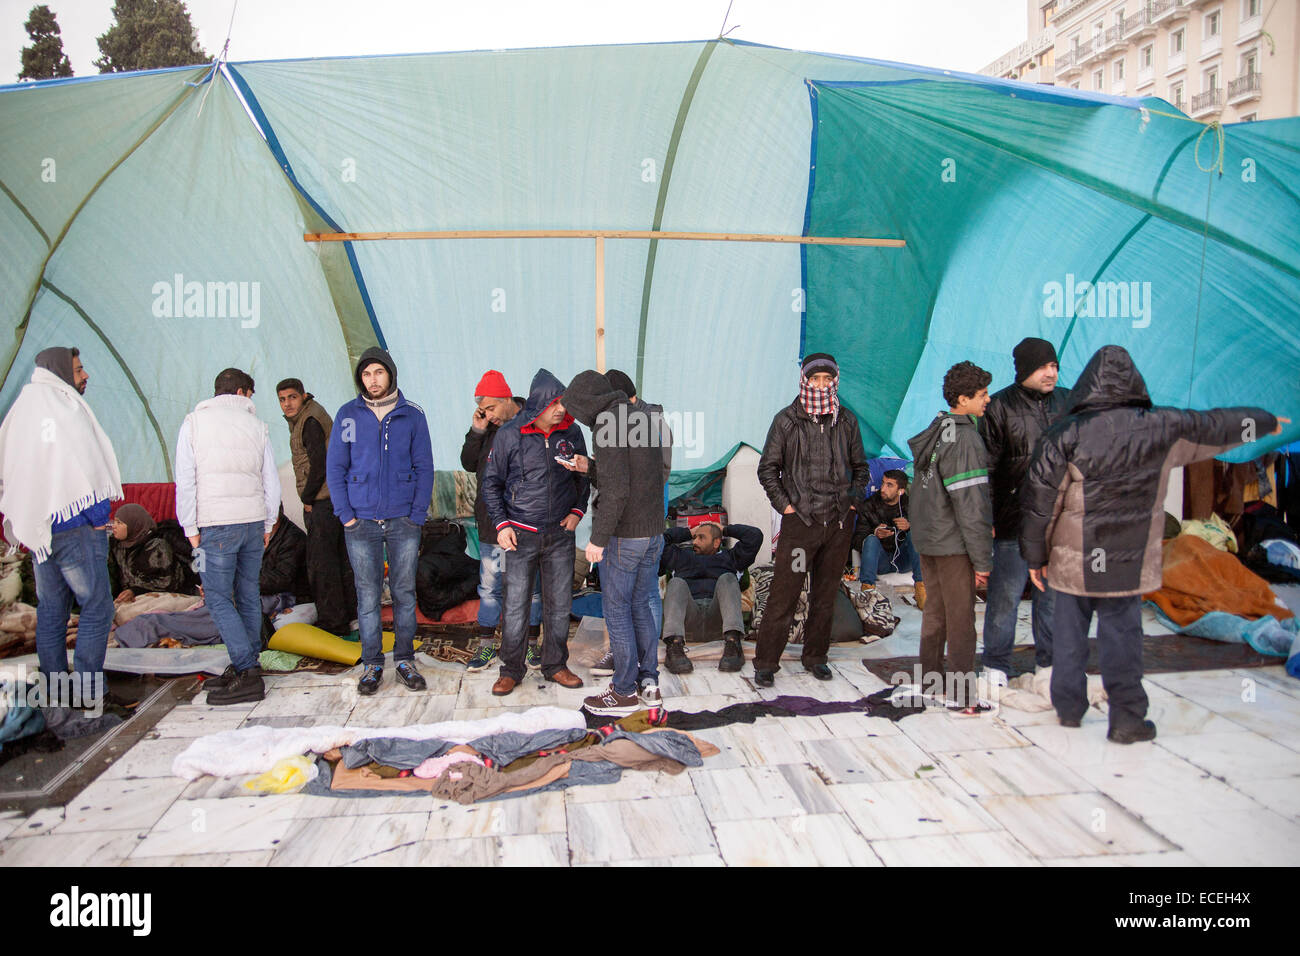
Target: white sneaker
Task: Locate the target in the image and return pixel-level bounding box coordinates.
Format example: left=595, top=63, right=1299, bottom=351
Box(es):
left=638, top=681, right=663, bottom=708
left=984, top=668, right=1009, bottom=689
left=591, top=649, right=615, bottom=677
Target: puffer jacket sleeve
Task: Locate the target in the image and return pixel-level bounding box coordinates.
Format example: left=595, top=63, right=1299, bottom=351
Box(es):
left=1163, top=407, right=1278, bottom=466
left=980, top=398, right=1006, bottom=479
left=482, top=430, right=511, bottom=532
left=757, top=412, right=792, bottom=514
left=1019, top=427, right=1071, bottom=570
left=846, top=414, right=871, bottom=504
left=940, top=427, right=993, bottom=573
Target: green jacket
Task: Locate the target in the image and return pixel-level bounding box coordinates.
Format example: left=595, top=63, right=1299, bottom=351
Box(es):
left=907, top=411, right=992, bottom=572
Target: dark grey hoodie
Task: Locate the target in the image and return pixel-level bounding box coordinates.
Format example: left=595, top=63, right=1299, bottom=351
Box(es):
left=563, top=370, right=666, bottom=547
left=907, top=411, right=992, bottom=572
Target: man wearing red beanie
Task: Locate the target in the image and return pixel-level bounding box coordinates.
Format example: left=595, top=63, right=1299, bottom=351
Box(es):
left=461, top=371, right=542, bottom=671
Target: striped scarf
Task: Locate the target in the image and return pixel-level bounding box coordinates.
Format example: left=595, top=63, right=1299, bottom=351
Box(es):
left=799, top=375, right=839, bottom=424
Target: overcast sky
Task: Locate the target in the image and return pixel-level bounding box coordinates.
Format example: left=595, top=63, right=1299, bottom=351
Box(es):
left=2, top=0, right=1029, bottom=81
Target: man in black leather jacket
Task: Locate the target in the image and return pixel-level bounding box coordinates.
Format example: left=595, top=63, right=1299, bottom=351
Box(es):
left=979, top=337, right=1072, bottom=680
left=753, top=353, right=870, bottom=686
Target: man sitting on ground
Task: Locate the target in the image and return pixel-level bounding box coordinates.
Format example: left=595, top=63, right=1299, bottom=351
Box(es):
left=658, top=521, right=762, bottom=675
left=849, top=469, right=924, bottom=607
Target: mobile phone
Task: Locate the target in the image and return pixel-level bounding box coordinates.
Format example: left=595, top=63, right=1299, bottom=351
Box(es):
left=555, top=455, right=575, bottom=465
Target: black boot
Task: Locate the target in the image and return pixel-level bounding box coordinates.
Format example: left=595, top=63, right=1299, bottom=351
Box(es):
left=719, top=630, right=745, bottom=672
left=207, top=668, right=265, bottom=706
left=664, top=636, right=693, bottom=674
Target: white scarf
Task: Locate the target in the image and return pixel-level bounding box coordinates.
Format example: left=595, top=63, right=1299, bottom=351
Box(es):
left=0, top=367, right=123, bottom=560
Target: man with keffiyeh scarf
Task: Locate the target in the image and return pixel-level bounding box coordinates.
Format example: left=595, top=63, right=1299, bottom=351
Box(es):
left=0, top=347, right=122, bottom=708
left=753, top=353, right=870, bottom=686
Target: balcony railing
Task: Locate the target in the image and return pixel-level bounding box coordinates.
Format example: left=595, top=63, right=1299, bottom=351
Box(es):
left=1124, top=5, right=1158, bottom=37
left=1227, top=72, right=1262, bottom=101
left=1151, top=0, right=1191, bottom=22
left=1101, top=24, right=1125, bottom=51
left=1190, top=87, right=1223, bottom=114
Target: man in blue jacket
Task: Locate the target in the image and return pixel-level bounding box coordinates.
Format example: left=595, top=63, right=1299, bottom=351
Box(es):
left=326, top=347, right=434, bottom=696
left=481, top=369, right=590, bottom=696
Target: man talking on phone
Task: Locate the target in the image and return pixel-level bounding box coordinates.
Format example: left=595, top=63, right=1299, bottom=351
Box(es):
left=480, top=369, right=589, bottom=696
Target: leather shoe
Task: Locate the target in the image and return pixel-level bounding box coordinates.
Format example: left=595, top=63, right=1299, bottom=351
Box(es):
left=754, top=669, right=775, bottom=688
left=491, top=675, right=517, bottom=697
left=805, top=663, right=833, bottom=681
left=546, top=668, right=584, bottom=688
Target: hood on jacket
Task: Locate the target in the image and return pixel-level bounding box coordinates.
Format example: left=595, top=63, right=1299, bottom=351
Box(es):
left=908, top=411, right=978, bottom=476
left=35, top=347, right=77, bottom=389
left=563, top=370, right=627, bottom=428
left=520, top=368, right=573, bottom=431
left=605, top=369, right=637, bottom=400
left=354, top=347, right=397, bottom=396
left=1069, top=345, right=1152, bottom=415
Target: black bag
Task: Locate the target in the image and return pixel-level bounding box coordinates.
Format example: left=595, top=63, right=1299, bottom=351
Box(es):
left=416, top=521, right=480, bottom=619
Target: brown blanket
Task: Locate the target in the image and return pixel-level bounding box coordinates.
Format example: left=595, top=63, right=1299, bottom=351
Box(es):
left=1145, top=534, right=1294, bottom=627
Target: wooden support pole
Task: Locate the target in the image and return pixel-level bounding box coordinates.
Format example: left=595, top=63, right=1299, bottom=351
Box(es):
left=303, top=229, right=905, bottom=248
left=594, top=236, right=606, bottom=373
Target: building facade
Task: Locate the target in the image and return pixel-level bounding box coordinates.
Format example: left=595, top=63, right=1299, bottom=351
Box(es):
left=981, top=0, right=1299, bottom=122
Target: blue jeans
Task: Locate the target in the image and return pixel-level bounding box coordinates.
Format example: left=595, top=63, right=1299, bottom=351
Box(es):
left=344, top=517, right=422, bottom=667
left=476, top=544, right=542, bottom=630
left=196, top=522, right=265, bottom=672
left=34, top=524, right=114, bottom=682
left=860, top=533, right=923, bottom=585
left=982, top=537, right=1055, bottom=675
left=601, top=535, right=665, bottom=696
left=499, top=528, right=575, bottom=681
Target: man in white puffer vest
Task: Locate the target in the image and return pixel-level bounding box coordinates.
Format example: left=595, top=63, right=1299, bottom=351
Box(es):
left=175, top=368, right=281, bottom=705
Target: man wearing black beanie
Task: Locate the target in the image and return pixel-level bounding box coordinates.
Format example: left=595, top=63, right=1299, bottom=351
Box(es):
left=753, top=353, right=870, bottom=687
left=979, top=337, right=1072, bottom=683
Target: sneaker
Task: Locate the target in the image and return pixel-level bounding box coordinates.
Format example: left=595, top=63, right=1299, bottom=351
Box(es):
left=582, top=684, right=641, bottom=717
left=591, top=649, right=615, bottom=677
left=207, top=668, right=265, bottom=706
left=1108, top=720, right=1157, bottom=744
left=465, top=642, right=498, bottom=672
left=913, top=581, right=926, bottom=611
left=983, top=667, right=1008, bottom=689
left=638, top=681, right=663, bottom=708
left=664, top=636, right=693, bottom=674
left=358, top=664, right=383, bottom=696
left=525, top=642, right=543, bottom=671
left=395, top=660, right=427, bottom=692
left=719, top=631, right=744, bottom=672
left=753, top=668, right=775, bottom=688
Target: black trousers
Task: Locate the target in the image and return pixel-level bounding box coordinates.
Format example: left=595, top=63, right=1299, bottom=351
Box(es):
left=306, top=497, right=357, bottom=634
left=1051, top=591, right=1148, bottom=731
left=754, top=514, right=853, bottom=671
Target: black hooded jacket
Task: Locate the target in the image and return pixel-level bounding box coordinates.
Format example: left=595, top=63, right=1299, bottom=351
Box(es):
left=981, top=382, right=1073, bottom=538
left=460, top=395, right=525, bottom=546
left=1019, top=346, right=1276, bottom=597
left=562, top=370, right=666, bottom=547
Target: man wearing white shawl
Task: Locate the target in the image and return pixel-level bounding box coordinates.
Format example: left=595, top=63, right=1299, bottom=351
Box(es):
left=0, top=347, right=122, bottom=700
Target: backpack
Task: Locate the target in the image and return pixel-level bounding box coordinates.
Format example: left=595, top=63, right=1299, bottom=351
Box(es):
left=842, top=580, right=900, bottom=639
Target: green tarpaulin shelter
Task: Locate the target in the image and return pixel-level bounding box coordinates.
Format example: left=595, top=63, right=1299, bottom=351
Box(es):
left=2, top=39, right=1295, bottom=482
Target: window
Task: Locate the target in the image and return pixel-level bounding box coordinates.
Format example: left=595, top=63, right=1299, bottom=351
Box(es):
left=1141, top=45, right=1154, bottom=69
left=1170, top=81, right=1184, bottom=109
left=1240, top=112, right=1256, bottom=122
left=1206, top=67, right=1219, bottom=91
left=1242, top=50, right=1258, bottom=76
left=1206, top=10, right=1221, bottom=39
left=1094, top=69, right=1104, bottom=90
left=1042, top=2, right=1057, bottom=29
left=1069, top=32, right=1080, bottom=52
left=1071, top=82, right=1080, bottom=89
left=1171, top=29, right=1185, bottom=55
left=1243, top=0, right=1260, bottom=19
left=1114, top=7, right=1125, bottom=28
left=1114, top=59, right=1125, bottom=82
left=1093, top=20, right=1104, bottom=41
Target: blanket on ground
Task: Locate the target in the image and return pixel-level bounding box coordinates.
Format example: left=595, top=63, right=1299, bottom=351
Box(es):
left=171, top=705, right=586, bottom=780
